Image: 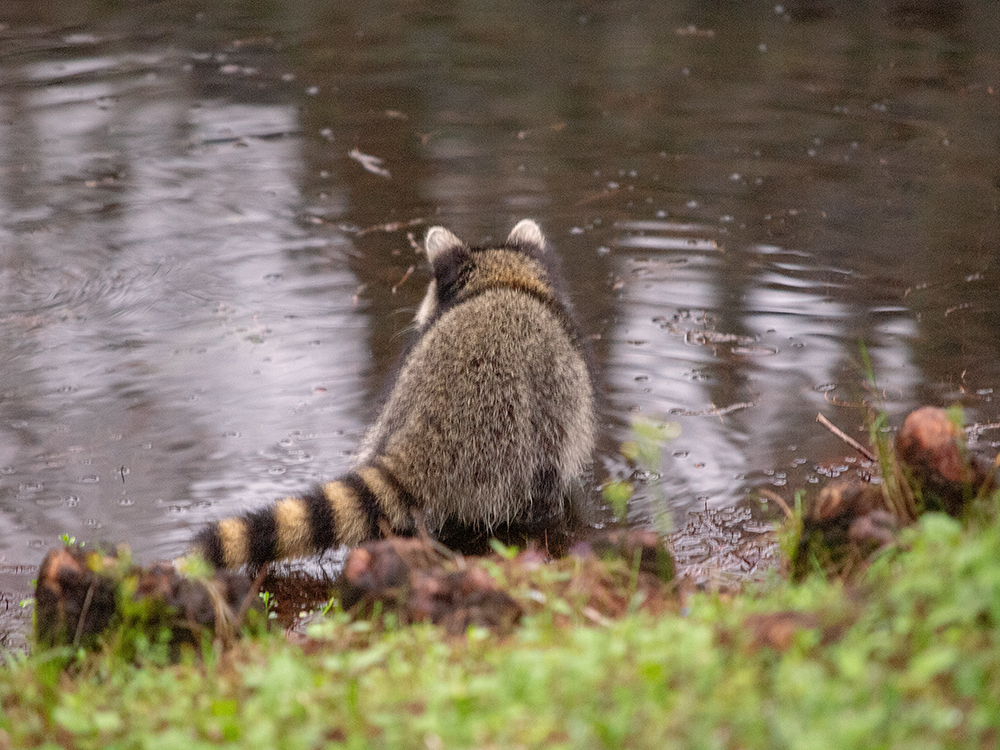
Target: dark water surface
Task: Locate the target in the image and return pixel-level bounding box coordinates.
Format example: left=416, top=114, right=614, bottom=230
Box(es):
left=2, top=1, right=999, bottom=639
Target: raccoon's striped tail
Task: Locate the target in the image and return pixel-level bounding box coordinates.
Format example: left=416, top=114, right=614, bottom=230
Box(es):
left=190, top=464, right=419, bottom=569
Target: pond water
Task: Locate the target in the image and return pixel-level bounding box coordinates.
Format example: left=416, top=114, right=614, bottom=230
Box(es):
left=2, top=1, right=999, bottom=640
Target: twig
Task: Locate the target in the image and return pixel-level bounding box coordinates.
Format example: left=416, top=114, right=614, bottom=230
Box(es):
left=232, top=565, right=270, bottom=632
left=816, top=413, right=877, bottom=462
left=758, top=488, right=794, bottom=521
left=409, top=513, right=459, bottom=565
left=355, top=216, right=427, bottom=237
left=678, top=400, right=757, bottom=418
left=391, top=265, right=414, bottom=295
left=888, top=456, right=918, bottom=523
left=582, top=606, right=611, bottom=627
left=73, top=581, right=97, bottom=648
left=348, top=148, right=391, bottom=179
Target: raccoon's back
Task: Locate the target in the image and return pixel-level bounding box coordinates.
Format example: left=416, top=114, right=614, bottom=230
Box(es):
left=358, top=287, right=595, bottom=527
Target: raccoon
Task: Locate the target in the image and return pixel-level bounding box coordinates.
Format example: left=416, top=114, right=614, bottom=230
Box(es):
left=191, top=219, right=596, bottom=568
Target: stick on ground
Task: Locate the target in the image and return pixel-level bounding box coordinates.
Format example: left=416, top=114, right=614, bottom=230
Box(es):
left=816, top=413, right=877, bottom=462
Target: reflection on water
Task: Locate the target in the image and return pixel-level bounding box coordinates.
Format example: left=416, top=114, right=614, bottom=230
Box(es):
left=1, top=2, right=1000, bottom=624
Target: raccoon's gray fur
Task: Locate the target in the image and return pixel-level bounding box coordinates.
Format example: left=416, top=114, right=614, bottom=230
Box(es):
left=192, top=219, right=596, bottom=568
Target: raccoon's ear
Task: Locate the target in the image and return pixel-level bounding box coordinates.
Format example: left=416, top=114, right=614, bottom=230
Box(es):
left=506, top=219, right=545, bottom=250
left=424, top=226, right=469, bottom=302
left=424, top=226, right=464, bottom=265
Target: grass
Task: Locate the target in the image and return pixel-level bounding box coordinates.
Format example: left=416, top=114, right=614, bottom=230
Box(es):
left=7, top=390, right=998, bottom=748
left=3, top=506, right=1000, bottom=748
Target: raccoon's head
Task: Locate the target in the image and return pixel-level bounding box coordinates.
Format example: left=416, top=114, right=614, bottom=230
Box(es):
left=415, top=219, right=550, bottom=329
